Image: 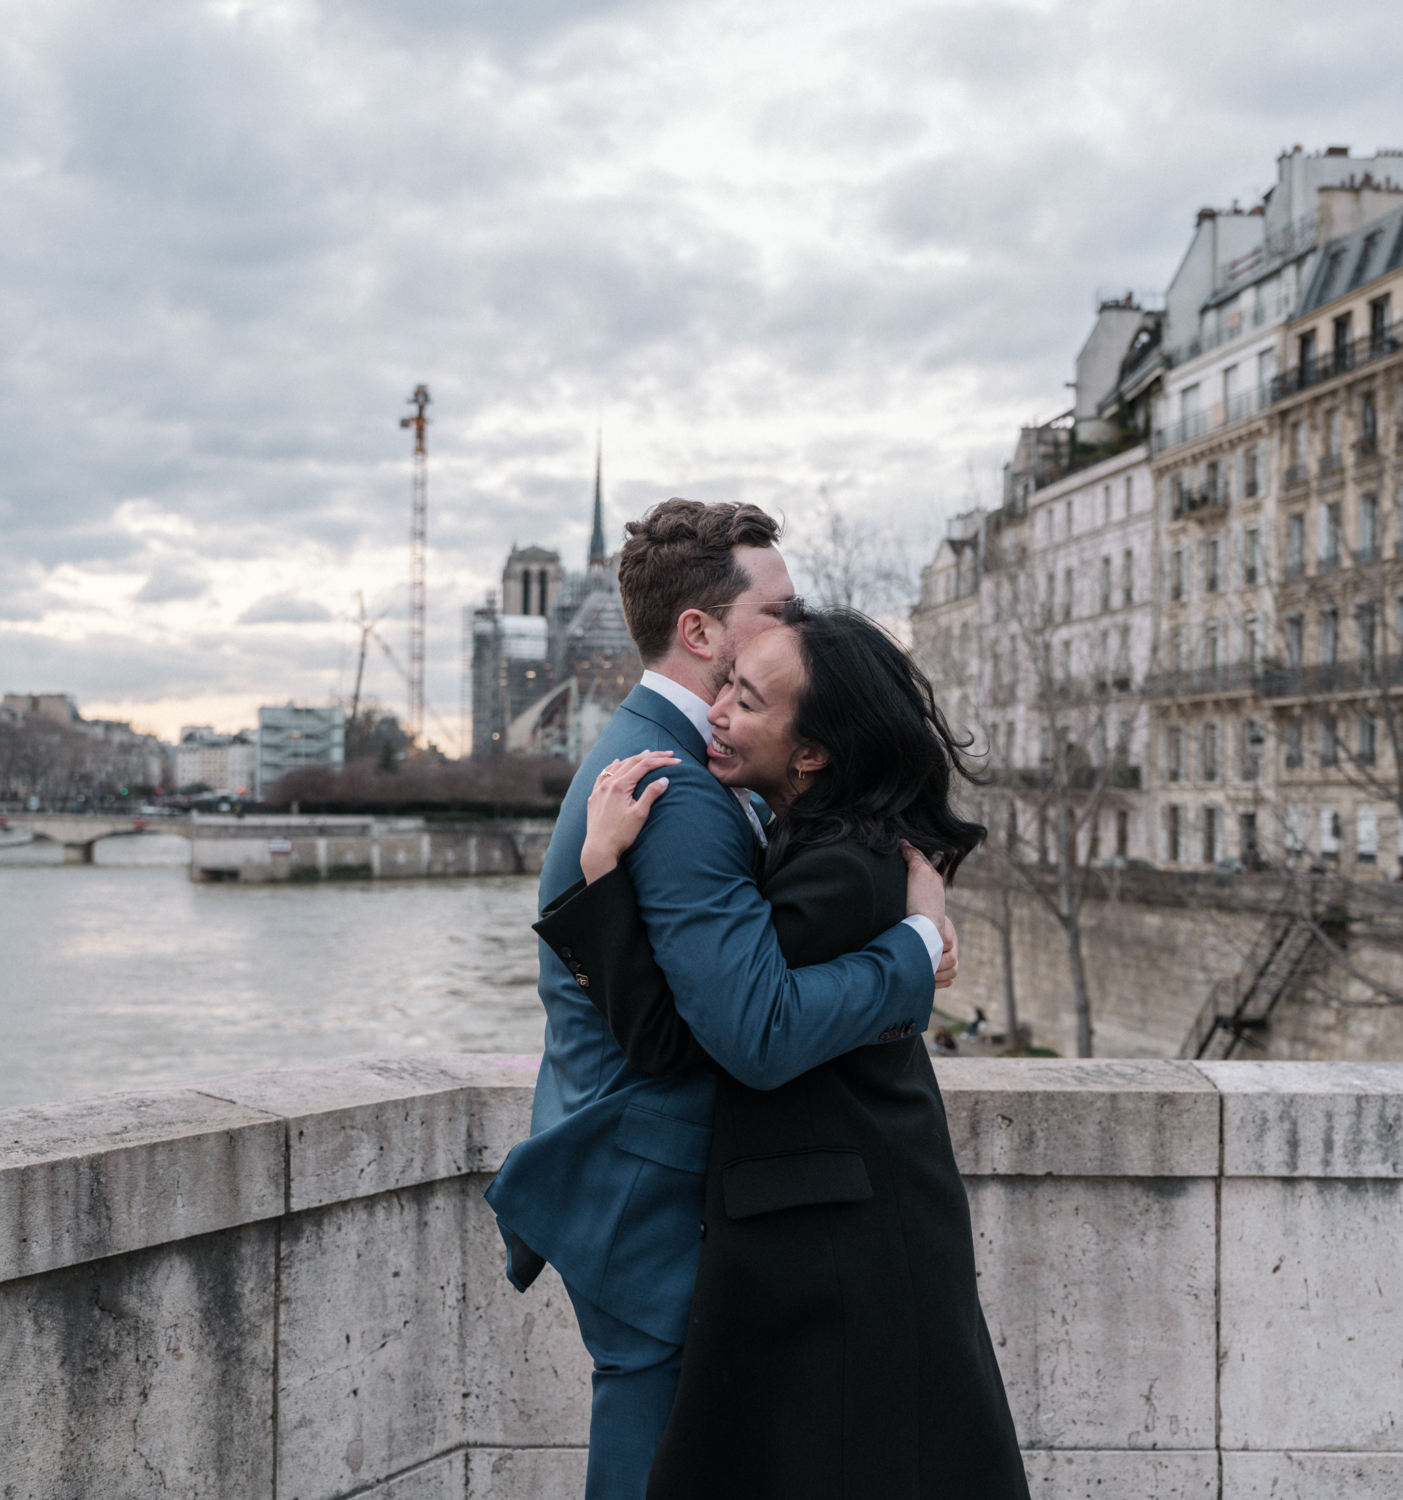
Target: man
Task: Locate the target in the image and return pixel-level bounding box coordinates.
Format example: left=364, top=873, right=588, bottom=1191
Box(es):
left=486, top=499, right=952, bottom=1499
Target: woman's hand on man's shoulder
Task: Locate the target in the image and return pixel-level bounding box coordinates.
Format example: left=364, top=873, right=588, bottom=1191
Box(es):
left=580, top=749, right=681, bottom=884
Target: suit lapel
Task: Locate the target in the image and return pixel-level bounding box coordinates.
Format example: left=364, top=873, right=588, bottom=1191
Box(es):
left=619, top=685, right=709, bottom=767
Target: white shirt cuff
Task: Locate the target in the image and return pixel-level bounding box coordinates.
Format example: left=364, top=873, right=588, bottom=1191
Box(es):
left=901, top=914, right=944, bottom=977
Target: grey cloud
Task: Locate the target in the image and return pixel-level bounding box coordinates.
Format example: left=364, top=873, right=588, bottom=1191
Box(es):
left=134, top=561, right=210, bottom=604
left=238, top=594, right=335, bottom=625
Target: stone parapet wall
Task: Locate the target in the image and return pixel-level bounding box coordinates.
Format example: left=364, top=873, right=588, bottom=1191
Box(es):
left=2, top=1056, right=1401, bottom=1499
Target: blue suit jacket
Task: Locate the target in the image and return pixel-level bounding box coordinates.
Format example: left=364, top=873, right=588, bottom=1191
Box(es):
left=485, top=684, right=934, bottom=1343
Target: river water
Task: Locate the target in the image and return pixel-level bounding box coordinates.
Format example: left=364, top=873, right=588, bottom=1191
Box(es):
left=0, top=834, right=546, bottom=1109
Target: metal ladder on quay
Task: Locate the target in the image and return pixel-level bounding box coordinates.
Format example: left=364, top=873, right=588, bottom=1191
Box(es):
left=1178, top=911, right=1321, bottom=1062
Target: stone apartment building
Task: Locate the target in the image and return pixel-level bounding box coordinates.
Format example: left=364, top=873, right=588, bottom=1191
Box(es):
left=915, top=146, right=1403, bottom=878
left=1149, top=150, right=1403, bottom=875
left=912, top=301, right=1160, bottom=863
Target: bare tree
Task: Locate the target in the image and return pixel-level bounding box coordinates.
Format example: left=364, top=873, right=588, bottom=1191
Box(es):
left=975, top=558, right=1146, bottom=1057
left=791, top=496, right=915, bottom=621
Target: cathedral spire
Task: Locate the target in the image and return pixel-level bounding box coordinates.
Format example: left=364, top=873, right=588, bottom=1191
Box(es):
left=587, top=431, right=607, bottom=582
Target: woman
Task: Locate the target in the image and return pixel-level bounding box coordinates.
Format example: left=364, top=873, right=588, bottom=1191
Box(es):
left=535, top=604, right=1029, bottom=1500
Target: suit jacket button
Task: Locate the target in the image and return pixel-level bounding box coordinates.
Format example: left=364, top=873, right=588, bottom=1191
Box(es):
left=561, top=947, right=573, bottom=959
left=576, top=974, right=590, bottom=988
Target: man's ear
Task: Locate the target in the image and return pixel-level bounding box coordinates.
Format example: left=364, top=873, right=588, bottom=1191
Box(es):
left=675, top=608, right=719, bottom=661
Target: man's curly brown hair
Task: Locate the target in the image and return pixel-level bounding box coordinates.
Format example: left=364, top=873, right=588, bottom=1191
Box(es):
left=617, top=498, right=783, bottom=664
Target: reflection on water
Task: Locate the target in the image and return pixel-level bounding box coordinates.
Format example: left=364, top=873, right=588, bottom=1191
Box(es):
left=0, top=861, right=546, bottom=1109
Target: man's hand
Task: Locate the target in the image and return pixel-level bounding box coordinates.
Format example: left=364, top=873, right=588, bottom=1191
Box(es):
left=935, top=914, right=959, bottom=990
left=900, top=840, right=946, bottom=929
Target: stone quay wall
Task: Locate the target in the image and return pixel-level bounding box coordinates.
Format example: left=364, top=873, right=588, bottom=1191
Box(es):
left=188, top=815, right=556, bottom=883
left=2, top=1055, right=1401, bottom=1500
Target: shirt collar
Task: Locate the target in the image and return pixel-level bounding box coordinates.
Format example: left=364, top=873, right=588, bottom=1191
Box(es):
left=639, top=669, right=714, bottom=749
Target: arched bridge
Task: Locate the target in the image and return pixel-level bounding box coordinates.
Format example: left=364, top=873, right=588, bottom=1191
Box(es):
left=0, top=814, right=192, bottom=863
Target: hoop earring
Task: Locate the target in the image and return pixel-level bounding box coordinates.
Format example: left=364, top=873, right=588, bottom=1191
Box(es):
left=796, top=768, right=806, bottom=786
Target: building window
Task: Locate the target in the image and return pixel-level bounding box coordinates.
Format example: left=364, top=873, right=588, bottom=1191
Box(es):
left=1065, top=499, right=1073, bottom=536
left=1322, top=609, right=1339, bottom=665
left=1334, top=313, right=1353, bottom=362
left=1321, top=714, right=1339, bottom=767
left=1244, top=445, right=1260, bottom=498
left=1321, top=502, right=1342, bottom=569
left=1100, top=557, right=1111, bottom=613
left=1360, top=713, right=1378, bottom=766
left=1244, top=527, right=1260, bottom=585
left=1358, top=604, right=1378, bottom=666
left=1166, top=805, right=1181, bottom=863
left=1171, top=626, right=1187, bottom=673
left=1205, top=624, right=1221, bottom=672
left=1116, top=809, right=1129, bottom=859
left=1122, top=549, right=1133, bottom=606
left=1370, top=293, right=1391, bottom=351
left=1284, top=615, right=1304, bottom=666
left=1166, top=726, right=1183, bottom=782
left=1361, top=391, right=1379, bottom=455
left=1243, top=616, right=1260, bottom=667
left=1239, top=719, right=1264, bottom=781
left=1202, top=722, right=1220, bottom=781
left=1170, top=548, right=1185, bottom=602
left=1285, top=806, right=1306, bottom=857
left=1358, top=805, right=1379, bottom=864
left=1240, top=812, right=1259, bottom=868
left=1285, top=718, right=1303, bottom=769
left=1321, top=807, right=1341, bottom=862
left=1287, top=513, right=1304, bottom=577
left=993, top=577, right=1003, bottom=621
left=1205, top=537, right=1220, bottom=593
left=1062, top=568, right=1074, bottom=621
left=1202, top=806, right=1218, bottom=866
left=1059, top=639, right=1072, bottom=683
left=1103, top=485, right=1111, bottom=524
left=1124, top=475, right=1133, bottom=515
left=1360, top=494, right=1380, bottom=561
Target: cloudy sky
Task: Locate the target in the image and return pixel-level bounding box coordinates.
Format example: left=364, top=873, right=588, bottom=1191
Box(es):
left=4, top=0, right=1403, bottom=747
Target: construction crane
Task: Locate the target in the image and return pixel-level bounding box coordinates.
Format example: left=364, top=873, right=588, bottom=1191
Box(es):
left=399, top=384, right=431, bottom=746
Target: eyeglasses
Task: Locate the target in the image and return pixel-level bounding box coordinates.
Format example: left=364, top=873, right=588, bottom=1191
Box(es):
left=689, top=596, right=806, bottom=618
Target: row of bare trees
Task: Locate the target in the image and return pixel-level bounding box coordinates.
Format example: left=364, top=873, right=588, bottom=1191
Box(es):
left=0, top=712, right=165, bottom=806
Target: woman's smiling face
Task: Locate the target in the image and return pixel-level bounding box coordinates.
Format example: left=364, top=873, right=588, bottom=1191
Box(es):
left=705, top=626, right=826, bottom=807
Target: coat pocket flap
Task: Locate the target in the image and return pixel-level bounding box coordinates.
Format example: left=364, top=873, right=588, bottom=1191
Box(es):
left=721, top=1149, right=873, bottom=1220
left=614, top=1102, right=712, bottom=1174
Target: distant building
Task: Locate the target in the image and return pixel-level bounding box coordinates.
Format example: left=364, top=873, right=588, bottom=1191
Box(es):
left=256, top=705, right=345, bottom=797
left=471, top=452, right=642, bottom=759
left=2, top=693, right=82, bottom=727
left=176, top=726, right=257, bottom=793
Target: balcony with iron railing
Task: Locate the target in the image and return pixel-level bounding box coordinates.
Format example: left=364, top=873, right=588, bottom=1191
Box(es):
left=1270, top=331, right=1403, bottom=402
left=1152, top=383, right=1271, bottom=454
left=1171, top=486, right=1229, bottom=521
left=1143, top=662, right=1266, bottom=699
left=1260, top=657, right=1403, bottom=699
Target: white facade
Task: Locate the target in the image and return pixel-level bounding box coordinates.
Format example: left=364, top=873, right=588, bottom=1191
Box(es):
left=176, top=726, right=257, bottom=793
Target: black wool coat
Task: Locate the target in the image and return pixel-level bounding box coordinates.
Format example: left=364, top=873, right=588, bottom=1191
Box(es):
left=535, top=839, right=1030, bottom=1500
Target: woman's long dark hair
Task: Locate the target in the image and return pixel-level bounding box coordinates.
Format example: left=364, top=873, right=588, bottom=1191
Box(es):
left=765, top=602, right=986, bottom=880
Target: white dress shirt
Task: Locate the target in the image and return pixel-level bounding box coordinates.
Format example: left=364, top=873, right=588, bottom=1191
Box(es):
left=636, top=669, right=943, bottom=976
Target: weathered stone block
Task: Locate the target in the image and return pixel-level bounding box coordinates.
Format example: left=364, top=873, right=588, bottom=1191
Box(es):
left=465, top=1447, right=589, bottom=1499
left=935, top=1059, right=1218, bottom=1177
left=200, top=1053, right=537, bottom=1210
left=0, top=1224, right=275, bottom=1498
left=967, top=1175, right=1217, bottom=1451
left=1220, top=1177, right=1403, bottom=1452
left=356, top=1450, right=467, bottom=1499
left=277, top=1178, right=476, bottom=1500
left=1197, top=1061, right=1403, bottom=1177
left=0, top=1087, right=283, bottom=1281
left=462, top=1176, right=592, bottom=1447
left=1223, top=1451, right=1403, bottom=1496
left=1020, top=1448, right=1217, bottom=1496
